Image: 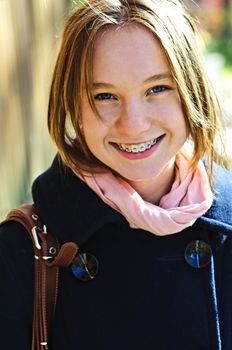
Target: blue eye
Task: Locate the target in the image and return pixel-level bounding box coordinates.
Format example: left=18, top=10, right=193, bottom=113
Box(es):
left=149, top=86, right=169, bottom=95
left=94, top=93, right=115, bottom=101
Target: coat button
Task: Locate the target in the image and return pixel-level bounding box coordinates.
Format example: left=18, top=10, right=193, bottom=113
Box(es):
left=184, top=240, right=212, bottom=268
left=71, top=253, right=99, bottom=281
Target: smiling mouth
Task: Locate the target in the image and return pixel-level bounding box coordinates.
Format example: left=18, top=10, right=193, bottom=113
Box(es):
left=113, top=134, right=165, bottom=153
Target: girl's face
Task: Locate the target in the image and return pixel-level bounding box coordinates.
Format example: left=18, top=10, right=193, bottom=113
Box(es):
left=82, top=24, right=188, bottom=183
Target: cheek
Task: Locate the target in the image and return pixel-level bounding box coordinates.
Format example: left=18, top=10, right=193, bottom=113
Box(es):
left=155, top=96, right=186, bottom=123
left=82, top=113, right=109, bottom=149
left=82, top=99, right=117, bottom=131
left=95, top=104, right=120, bottom=125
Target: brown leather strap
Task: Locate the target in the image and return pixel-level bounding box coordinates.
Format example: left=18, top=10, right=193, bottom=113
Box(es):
left=2, top=204, right=79, bottom=350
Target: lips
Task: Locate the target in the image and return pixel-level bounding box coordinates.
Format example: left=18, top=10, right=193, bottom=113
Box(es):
left=114, top=135, right=165, bottom=153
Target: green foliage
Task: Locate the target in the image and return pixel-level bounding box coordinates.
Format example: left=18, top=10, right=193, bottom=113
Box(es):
left=208, top=36, right=232, bottom=68
left=207, top=5, right=232, bottom=68
left=69, top=0, right=82, bottom=11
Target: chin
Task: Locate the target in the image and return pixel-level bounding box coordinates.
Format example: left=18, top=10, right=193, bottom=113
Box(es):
left=118, top=170, right=159, bottom=183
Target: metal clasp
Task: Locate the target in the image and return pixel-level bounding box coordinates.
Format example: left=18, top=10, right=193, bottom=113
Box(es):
left=31, top=225, right=47, bottom=250
left=40, top=341, right=47, bottom=346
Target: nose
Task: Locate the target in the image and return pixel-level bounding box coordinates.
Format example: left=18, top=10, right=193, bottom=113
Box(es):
left=115, top=99, right=150, bottom=136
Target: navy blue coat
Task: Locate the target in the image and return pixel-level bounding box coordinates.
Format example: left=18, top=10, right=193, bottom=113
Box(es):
left=0, top=156, right=232, bottom=350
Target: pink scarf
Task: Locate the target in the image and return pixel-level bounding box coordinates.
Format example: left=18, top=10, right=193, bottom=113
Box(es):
left=73, top=146, right=213, bottom=236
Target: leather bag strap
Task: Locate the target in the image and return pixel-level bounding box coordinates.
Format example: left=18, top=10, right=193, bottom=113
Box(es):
left=2, top=204, right=78, bottom=350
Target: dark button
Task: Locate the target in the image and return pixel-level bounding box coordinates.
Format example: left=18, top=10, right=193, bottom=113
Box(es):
left=71, top=253, right=99, bottom=281
left=185, top=240, right=212, bottom=268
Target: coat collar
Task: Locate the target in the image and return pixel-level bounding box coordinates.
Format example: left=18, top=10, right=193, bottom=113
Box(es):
left=195, top=163, right=232, bottom=234
left=32, top=155, right=232, bottom=245
left=32, top=155, right=125, bottom=245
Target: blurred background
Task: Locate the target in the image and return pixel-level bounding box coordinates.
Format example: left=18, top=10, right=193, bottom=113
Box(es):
left=0, top=0, right=232, bottom=218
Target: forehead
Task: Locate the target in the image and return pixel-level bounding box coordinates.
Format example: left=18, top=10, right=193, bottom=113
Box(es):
left=92, top=24, right=171, bottom=83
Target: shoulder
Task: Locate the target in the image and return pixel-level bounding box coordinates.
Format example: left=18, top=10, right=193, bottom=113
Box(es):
left=0, top=220, right=34, bottom=286
left=0, top=219, right=34, bottom=253
left=196, top=164, right=232, bottom=233
left=209, top=165, right=232, bottom=221
left=0, top=220, right=34, bottom=348
left=213, top=163, right=232, bottom=197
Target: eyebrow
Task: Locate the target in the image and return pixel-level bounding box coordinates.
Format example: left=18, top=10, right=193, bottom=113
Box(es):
left=92, top=72, right=173, bottom=90
left=144, top=72, right=173, bottom=83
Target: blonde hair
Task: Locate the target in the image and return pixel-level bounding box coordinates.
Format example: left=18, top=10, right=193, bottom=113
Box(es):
left=48, top=0, right=226, bottom=184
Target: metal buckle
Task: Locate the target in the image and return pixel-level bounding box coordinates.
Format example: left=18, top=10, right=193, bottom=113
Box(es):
left=31, top=225, right=47, bottom=250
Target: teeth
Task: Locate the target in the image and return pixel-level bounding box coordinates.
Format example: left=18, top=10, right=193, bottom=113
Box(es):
left=131, top=145, right=139, bottom=153
left=117, top=138, right=158, bottom=153
left=151, top=139, right=157, bottom=145
left=138, top=144, right=146, bottom=152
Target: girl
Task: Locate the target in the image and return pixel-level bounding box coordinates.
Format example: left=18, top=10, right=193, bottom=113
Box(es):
left=1, top=0, right=232, bottom=349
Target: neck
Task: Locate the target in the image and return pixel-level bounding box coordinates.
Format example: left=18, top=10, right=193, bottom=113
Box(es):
left=127, top=162, right=175, bottom=205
